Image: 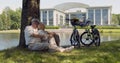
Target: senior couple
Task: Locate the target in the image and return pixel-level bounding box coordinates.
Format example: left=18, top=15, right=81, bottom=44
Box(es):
left=24, top=18, right=74, bottom=52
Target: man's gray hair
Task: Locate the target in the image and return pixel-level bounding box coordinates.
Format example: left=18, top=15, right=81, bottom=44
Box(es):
left=31, top=18, right=40, bottom=23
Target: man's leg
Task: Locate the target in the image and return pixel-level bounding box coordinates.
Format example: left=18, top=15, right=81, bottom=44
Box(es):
left=28, top=43, right=49, bottom=51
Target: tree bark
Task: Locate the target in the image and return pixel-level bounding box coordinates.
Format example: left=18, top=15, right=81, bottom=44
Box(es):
left=19, top=0, right=40, bottom=48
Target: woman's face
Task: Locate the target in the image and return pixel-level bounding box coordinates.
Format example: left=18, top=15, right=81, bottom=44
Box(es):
left=38, top=24, right=45, bottom=30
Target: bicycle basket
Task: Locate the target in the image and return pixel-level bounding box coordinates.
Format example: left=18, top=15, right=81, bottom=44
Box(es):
left=70, top=19, right=85, bottom=27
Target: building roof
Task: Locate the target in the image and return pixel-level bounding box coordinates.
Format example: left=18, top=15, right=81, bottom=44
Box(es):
left=54, top=2, right=89, bottom=11
left=87, top=6, right=112, bottom=9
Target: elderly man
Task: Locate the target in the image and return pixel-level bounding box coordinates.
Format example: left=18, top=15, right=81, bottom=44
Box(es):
left=24, top=18, right=74, bottom=52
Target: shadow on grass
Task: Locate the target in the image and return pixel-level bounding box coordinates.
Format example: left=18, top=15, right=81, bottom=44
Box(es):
left=0, top=40, right=120, bottom=63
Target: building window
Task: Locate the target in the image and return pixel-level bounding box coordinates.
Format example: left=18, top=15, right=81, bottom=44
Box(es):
left=88, top=9, right=94, bottom=24
left=71, top=13, right=85, bottom=20
left=66, top=14, right=69, bottom=24
left=95, top=9, right=101, bottom=25
left=71, top=14, right=76, bottom=19
left=49, top=11, right=53, bottom=26
left=102, top=9, right=108, bottom=25
left=43, top=11, right=47, bottom=25
left=60, top=15, right=63, bottom=25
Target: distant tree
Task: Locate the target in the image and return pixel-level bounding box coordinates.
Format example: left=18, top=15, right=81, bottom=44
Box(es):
left=0, top=17, right=4, bottom=30
left=15, top=8, right=22, bottom=28
left=112, top=14, right=120, bottom=25
left=0, top=7, right=11, bottom=30
left=0, top=7, right=21, bottom=30
left=112, top=14, right=118, bottom=25
left=9, top=8, right=21, bottom=29
left=10, top=22, right=19, bottom=29
left=19, top=0, right=40, bottom=48
left=117, top=14, right=120, bottom=25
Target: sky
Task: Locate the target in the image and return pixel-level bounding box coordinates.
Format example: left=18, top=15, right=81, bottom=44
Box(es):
left=0, top=0, right=120, bottom=14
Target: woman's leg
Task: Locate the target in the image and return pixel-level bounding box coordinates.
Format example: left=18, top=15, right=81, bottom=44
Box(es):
left=49, top=37, right=64, bottom=52
left=49, top=37, right=74, bottom=52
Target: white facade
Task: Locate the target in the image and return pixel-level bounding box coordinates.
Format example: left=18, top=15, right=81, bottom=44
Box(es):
left=40, top=9, right=65, bottom=26
left=40, top=3, right=112, bottom=26
left=53, top=10, right=65, bottom=26
left=87, top=6, right=112, bottom=25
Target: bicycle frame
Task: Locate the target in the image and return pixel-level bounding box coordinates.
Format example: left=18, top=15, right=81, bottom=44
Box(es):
left=70, top=25, right=80, bottom=47
left=69, top=18, right=100, bottom=47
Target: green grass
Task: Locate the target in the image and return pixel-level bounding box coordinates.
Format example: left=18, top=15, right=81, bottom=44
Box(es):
left=0, top=28, right=120, bottom=34
left=0, top=30, right=20, bottom=33
left=45, top=26, right=59, bottom=29
left=96, top=26, right=120, bottom=29
left=0, top=40, right=120, bottom=63
left=99, top=29, right=120, bottom=33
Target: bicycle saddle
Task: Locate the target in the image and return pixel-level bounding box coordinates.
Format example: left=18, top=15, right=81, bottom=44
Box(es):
left=91, top=25, right=96, bottom=29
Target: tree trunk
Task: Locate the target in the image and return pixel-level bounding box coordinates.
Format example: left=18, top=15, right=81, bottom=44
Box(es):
left=19, top=0, right=40, bottom=48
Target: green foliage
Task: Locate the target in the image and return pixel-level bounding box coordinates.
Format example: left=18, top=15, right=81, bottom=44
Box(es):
left=96, top=25, right=120, bottom=29
left=77, top=25, right=120, bottom=29
left=99, top=29, right=120, bottom=33
left=45, top=26, right=59, bottom=29
left=0, top=7, right=21, bottom=30
left=0, top=40, right=120, bottom=63
left=112, top=14, right=120, bottom=25
left=10, top=22, right=19, bottom=29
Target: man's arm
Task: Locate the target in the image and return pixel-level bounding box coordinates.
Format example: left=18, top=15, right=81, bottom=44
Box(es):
left=31, top=33, right=44, bottom=38
left=25, top=26, right=44, bottom=39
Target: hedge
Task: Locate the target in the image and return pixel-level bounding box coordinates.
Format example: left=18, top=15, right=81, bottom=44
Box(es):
left=45, top=26, right=59, bottom=29
left=76, top=25, right=120, bottom=29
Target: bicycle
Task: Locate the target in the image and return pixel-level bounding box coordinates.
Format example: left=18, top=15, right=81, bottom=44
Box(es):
left=70, top=18, right=100, bottom=47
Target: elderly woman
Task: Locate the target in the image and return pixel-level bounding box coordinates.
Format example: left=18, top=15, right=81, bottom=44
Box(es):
left=24, top=18, right=74, bottom=52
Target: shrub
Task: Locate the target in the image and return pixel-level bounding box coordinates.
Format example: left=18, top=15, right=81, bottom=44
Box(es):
left=76, top=25, right=120, bottom=29
left=96, top=25, right=120, bottom=29
left=45, top=26, right=59, bottom=29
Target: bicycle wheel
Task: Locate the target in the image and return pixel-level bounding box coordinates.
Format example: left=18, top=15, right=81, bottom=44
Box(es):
left=80, top=32, right=93, bottom=46
left=70, top=30, right=80, bottom=47
left=92, top=29, right=100, bottom=46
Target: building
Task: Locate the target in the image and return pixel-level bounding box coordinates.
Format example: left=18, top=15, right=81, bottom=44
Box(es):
left=40, top=2, right=112, bottom=26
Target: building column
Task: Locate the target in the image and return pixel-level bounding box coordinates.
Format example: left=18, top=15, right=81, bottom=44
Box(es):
left=47, top=11, right=49, bottom=25
left=63, top=15, right=65, bottom=25
left=93, top=9, right=96, bottom=25
left=40, top=11, right=43, bottom=22
left=101, top=9, right=103, bottom=25
left=69, top=14, right=71, bottom=26
left=108, top=9, right=111, bottom=25
left=86, top=10, right=88, bottom=20
left=53, top=11, right=56, bottom=26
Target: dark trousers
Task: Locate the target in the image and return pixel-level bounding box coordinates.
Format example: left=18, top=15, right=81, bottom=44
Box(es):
left=53, top=34, right=60, bottom=46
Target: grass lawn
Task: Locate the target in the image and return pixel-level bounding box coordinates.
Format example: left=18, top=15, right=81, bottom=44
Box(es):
left=0, top=40, right=120, bottom=63
left=99, top=29, right=120, bottom=33
left=0, top=29, right=120, bottom=34
left=0, top=30, right=20, bottom=33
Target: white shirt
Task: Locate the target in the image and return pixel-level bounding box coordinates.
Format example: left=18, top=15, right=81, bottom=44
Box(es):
left=24, top=26, right=38, bottom=45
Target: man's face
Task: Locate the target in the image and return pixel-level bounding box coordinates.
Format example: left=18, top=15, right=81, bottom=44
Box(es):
left=31, top=21, right=39, bottom=29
